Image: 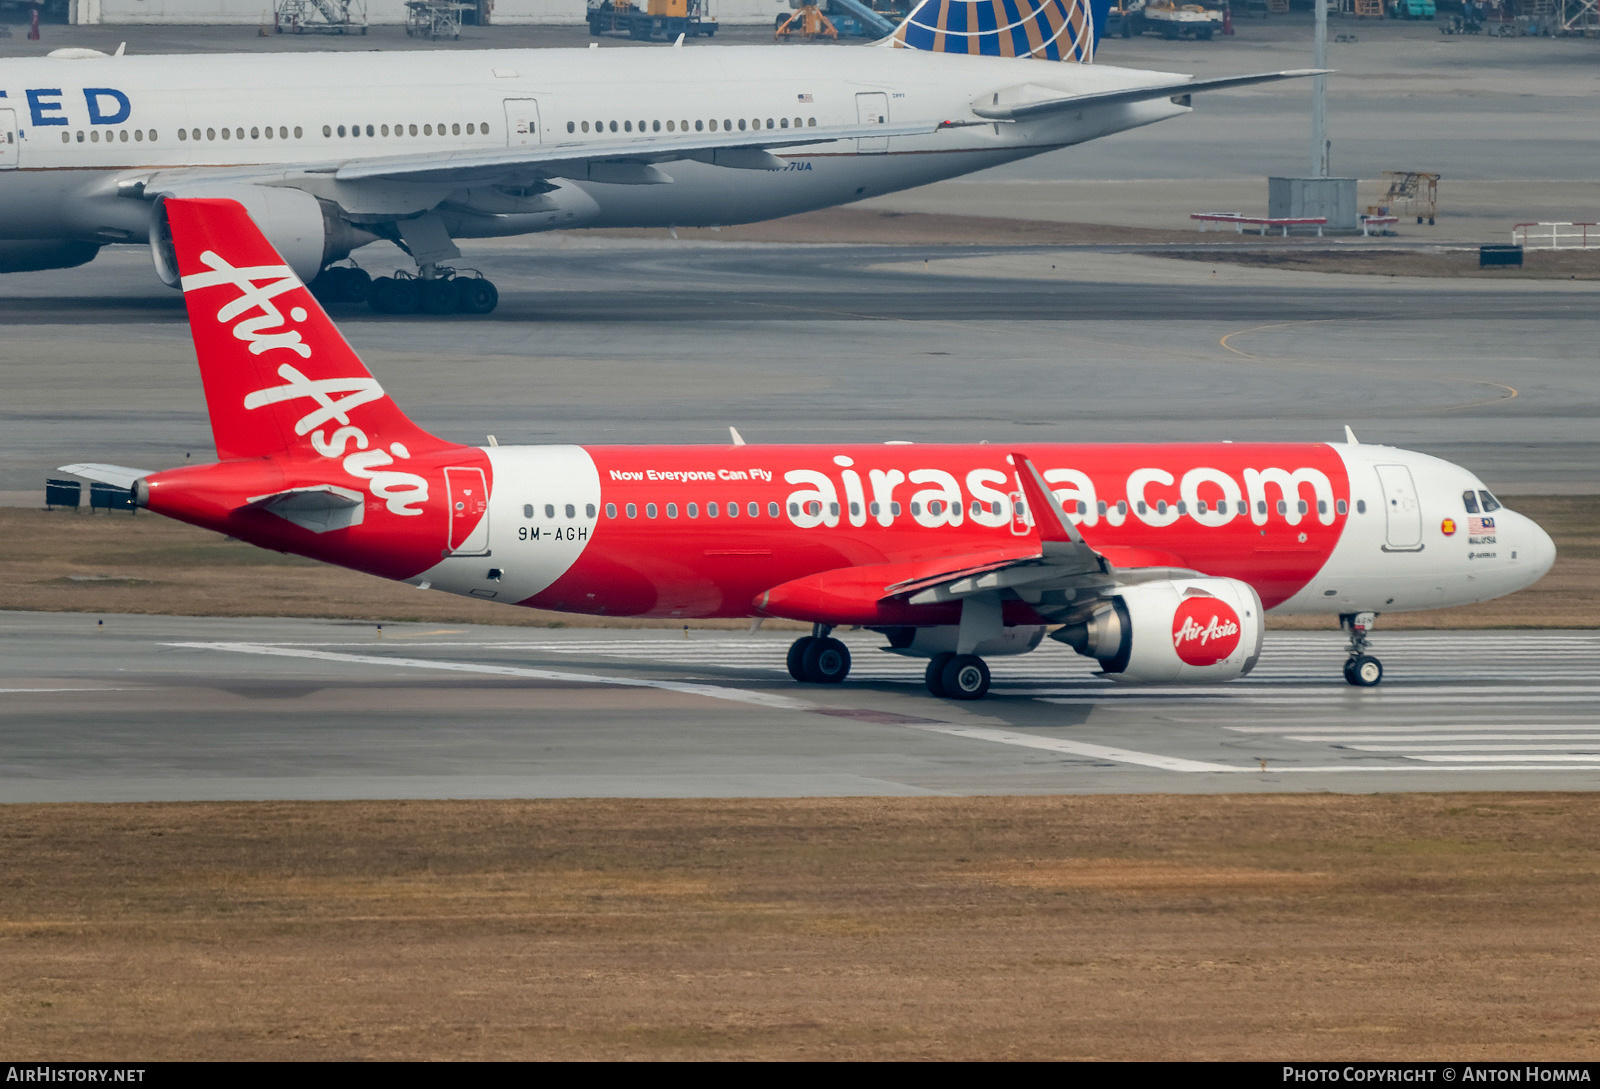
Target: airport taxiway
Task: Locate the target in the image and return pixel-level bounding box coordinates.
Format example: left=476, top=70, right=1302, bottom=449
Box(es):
left=4, top=611, right=1599, bottom=802
left=2, top=240, right=1597, bottom=505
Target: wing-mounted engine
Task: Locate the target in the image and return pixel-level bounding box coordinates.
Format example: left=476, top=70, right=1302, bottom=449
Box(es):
left=148, top=186, right=377, bottom=286
left=1053, top=576, right=1264, bottom=684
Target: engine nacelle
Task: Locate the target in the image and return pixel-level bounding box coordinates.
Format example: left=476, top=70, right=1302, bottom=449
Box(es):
left=1054, top=577, right=1263, bottom=684
left=149, top=186, right=375, bottom=287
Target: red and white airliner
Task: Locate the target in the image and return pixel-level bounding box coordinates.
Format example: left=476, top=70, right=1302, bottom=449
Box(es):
left=64, top=199, right=1556, bottom=700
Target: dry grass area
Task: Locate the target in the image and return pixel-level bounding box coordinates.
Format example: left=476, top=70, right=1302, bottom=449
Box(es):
left=3, top=794, right=1599, bottom=1059
left=2, top=497, right=1594, bottom=630
left=1159, top=246, right=1600, bottom=280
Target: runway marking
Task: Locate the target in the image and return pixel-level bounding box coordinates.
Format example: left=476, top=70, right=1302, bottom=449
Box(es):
left=1216, top=319, right=1518, bottom=413
left=903, top=724, right=1239, bottom=773
left=0, top=687, right=129, bottom=693
left=167, top=642, right=814, bottom=712
left=1348, top=744, right=1600, bottom=753
left=159, top=636, right=1600, bottom=777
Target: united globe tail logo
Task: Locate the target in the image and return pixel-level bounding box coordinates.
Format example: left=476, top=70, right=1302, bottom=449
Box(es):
left=1171, top=597, right=1241, bottom=666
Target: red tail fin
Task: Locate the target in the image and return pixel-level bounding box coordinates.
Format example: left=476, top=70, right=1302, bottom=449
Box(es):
left=165, top=197, right=441, bottom=462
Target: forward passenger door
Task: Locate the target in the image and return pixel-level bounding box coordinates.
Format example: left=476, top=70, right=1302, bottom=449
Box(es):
left=0, top=110, right=17, bottom=169
left=854, top=93, right=889, bottom=154
left=503, top=99, right=543, bottom=147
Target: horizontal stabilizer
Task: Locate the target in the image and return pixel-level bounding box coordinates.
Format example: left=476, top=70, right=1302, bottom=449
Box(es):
left=973, top=70, right=1326, bottom=121
left=246, top=484, right=365, bottom=534
left=58, top=463, right=153, bottom=490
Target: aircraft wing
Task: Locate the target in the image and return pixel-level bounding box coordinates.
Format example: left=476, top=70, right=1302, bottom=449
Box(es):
left=901, top=454, right=1198, bottom=611
left=327, top=119, right=951, bottom=186
left=972, top=69, right=1325, bottom=121
left=58, top=463, right=155, bottom=489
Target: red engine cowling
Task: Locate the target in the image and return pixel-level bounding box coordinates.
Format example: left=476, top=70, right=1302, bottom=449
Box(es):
left=1054, top=577, right=1264, bottom=684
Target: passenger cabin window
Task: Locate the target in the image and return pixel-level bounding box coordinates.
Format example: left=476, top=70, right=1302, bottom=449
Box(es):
left=1356, top=500, right=1367, bottom=514
left=565, top=503, right=576, bottom=518
left=1336, top=499, right=1348, bottom=515
left=586, top=504, right=596, bottom=518
left=666, top=503, right=678, bottom=518
left=646, top=503, right=657, bottom=518
left=767, top=502, right=779, bottom=518
left=523, top=504, right=534, bottom=518
left=627, top=503, right=638, bottom=518
left=544, top=504, right=555, bottom=518
left=1462, top=490, right=1480, bottom=514
left=606, top=503, right=617, bottom=518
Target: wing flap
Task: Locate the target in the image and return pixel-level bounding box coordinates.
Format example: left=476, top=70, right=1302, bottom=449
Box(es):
left=332, top=120, right=949, bottom=185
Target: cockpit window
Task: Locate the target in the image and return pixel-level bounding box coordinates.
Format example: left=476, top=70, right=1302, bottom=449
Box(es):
left=1479, top=490, right=1502, bottom=513
left=1462, top=490, right=1480, bottom=514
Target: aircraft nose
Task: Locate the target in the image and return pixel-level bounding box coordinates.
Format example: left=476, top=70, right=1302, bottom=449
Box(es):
left=1517, top=512, right=1557, bottom=584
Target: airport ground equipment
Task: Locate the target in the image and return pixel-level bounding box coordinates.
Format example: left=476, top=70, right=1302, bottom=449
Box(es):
left=275, top=0, right=367, bottom=34
left=1559, top=0, right=1598, bottom=33
left=824, top=0, right=901, bottom=37
left=1511, top=222, right=1596, bottom=250
left=1375, top=171, right=1439, bottom=225
left=1388, top=0, right=1435, bottom=17
left=1191, top=212, right=1327, bottom=236
left=776, top=1, right=840, bottom=39
left=587, top=0, right=717, bottom=40
left=405, top=0, right=472, bottom=39
left=1358, top=213, right=1398, bottom=236
left=1122, top=0, right=1224, bottom=37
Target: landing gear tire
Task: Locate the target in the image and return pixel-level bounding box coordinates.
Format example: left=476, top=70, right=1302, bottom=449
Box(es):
left=940, top=654, right=991, bottom=701
left=787, top=637, right=815, bottom=682
left=1345, top=655, right=1383, bottom=687
left=924, top=653, right=953, bottom=698
left=456, top=276, right=499, bottom=315
left=311, top=265, right=371, bottom=305
left=420, top=277, right=458, bottom=315
left=369, top=276, right=421, bottom=314
left=802, top=638, right=851, bottom=684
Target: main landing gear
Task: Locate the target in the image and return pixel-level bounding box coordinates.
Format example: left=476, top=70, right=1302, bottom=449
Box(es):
left=787, top=625, right=852, bottom=684
left=1341, top=611, right=1384, bottom=687
left=308, top=264, right=500, bottom=316
left=924, top=653, right=991, bottom=701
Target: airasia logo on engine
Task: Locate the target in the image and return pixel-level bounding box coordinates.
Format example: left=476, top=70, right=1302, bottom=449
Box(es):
left=1171, top=597, right=1241, bottom=666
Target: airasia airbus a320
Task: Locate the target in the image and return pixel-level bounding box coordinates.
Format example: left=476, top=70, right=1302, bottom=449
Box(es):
left=63, top=199, right=1555, bottom=700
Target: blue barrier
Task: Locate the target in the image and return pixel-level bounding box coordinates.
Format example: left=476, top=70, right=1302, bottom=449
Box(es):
left=45, top=478, right=82, bottom=510
left=89, top=482, right=137, bottom=513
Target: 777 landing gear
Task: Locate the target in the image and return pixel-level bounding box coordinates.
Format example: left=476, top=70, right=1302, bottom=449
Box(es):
left=786, top=624, right=852, bottom=684
left=366, top=268, right=499, bottom=316
left=1341, top=611, right=1384, bottom=687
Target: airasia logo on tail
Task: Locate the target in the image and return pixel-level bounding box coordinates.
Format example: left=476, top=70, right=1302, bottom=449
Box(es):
left=1171, top=597, right=1241, bottom=666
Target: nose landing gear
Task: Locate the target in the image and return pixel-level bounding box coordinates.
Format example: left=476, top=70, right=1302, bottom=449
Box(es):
left=1341, top=611, right=1384, bottom=687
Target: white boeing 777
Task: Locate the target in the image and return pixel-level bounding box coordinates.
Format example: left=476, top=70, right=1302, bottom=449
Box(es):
left=0, top=0, right=1311, bottom=313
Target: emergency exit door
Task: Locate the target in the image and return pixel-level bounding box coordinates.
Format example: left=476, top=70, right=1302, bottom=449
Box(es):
left=0, top=111, right=17, bottom=169
left=503, top=98, right=542, bottom=147
left=445, top=467, right=491, bottom=556
left=855, top=92, right=889, bottom=153
left=1375, top=464, right=1424, bottom=552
